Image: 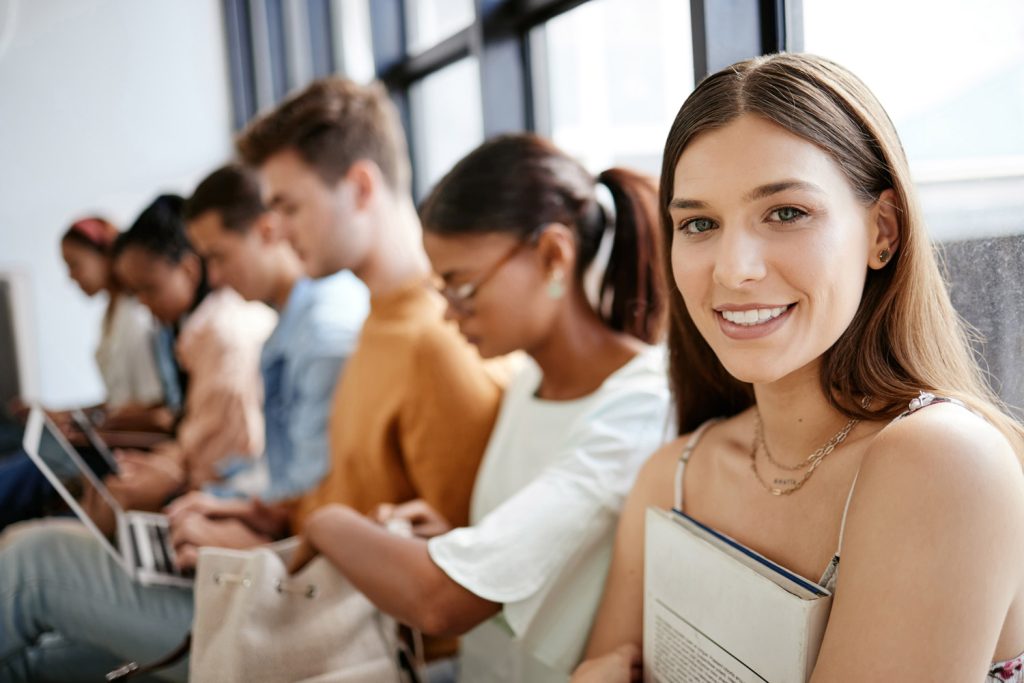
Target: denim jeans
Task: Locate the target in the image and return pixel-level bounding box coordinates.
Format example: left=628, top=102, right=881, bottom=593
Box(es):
left=0, top=522, right=192, bottom=682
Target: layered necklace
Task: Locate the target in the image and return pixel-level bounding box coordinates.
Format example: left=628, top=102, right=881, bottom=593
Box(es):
left=750, top=400, right=867, bottom=496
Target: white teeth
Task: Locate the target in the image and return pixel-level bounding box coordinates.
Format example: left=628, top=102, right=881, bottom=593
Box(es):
left=720, top=306, right=789, bottom=326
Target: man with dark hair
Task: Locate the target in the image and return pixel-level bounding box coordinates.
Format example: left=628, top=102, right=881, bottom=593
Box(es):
left=169, top=163, right=368, bottom=565
left=232, top=77, right=508, bottom=674
left=236, top=78, right=503, bottom=542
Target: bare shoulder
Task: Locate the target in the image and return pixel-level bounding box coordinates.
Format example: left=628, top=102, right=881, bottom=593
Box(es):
left=862, top=402, right=1022, bottom=498
left=630, top=436, right=687, bottom=506
left=849, top=401, right=1024, bottom=572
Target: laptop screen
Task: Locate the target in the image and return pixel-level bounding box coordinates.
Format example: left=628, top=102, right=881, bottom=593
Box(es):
left=70, top=410, right=119, bottom=476
left=29, top=412, right=124, bottom=547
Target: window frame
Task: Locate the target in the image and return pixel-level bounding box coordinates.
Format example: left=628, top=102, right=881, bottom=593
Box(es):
left=222, top=0, right=798, bottom=194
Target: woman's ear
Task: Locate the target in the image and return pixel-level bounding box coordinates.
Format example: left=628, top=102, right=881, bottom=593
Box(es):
left=535, top=223, right=577, bottom=276
left=869, top=188, right=900, bottom=269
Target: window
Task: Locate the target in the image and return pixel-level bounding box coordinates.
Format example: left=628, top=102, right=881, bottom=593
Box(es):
left=531, top=0, right=693, bottom=175
left=409, top=57, right=485, bottom=198
left=404, top=0, right=475, bottom=55
left=331, top=0, right=375, bottom=83
left=802, top=0, right=1024, bottom=241
left=803, top=0, right=1024, bottom=415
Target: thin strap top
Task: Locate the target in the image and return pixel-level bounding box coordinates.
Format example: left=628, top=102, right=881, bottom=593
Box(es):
left=670, top=392, right=1024, bottom=681
left=672, top=392, right=965, bottom=580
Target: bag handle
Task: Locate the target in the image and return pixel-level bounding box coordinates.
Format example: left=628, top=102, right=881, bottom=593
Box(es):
left=106, top=633, right=191, bottom=681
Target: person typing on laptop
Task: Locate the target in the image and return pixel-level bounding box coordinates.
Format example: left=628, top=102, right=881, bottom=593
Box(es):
left=0, top=78, right=503, bottom=682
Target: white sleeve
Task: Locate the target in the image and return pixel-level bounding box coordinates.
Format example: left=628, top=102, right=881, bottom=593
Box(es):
left=427, top=382, right=670, bottom=636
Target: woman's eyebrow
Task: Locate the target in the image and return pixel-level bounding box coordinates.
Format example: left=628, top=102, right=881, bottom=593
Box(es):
left=744, top=180, right=824, bottom=202
left=669, top=180, right=823, bottom=211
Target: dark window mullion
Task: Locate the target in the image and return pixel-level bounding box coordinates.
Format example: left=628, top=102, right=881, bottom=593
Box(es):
left=379, top=28, right=472, bottom=90
left=368, top=0, right=420, bottom=196
left=476, top=0, right=532, bottom=136
left=690, top=0, right=783, bottom=83
left=223, top=0, right=258, bottom=129
left=263, top=0, right=289, bottom=100
left=307, top=0, right=336, bottom=77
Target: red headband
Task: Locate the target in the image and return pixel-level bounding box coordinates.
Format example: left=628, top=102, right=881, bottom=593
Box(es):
left=69, top=218, right=118, bottom=250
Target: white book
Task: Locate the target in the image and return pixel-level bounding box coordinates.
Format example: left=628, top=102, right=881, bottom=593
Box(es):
left=643, top=508, right=833, bottom=683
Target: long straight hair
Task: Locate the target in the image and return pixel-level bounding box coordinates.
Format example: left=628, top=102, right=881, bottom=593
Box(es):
left=420, top=133, right=666, bottom=343
left=660, top=53, right=1024, bottom=456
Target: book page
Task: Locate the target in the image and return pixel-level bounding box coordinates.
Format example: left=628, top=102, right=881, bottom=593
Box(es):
left=647, top=598, right=767, bottom=683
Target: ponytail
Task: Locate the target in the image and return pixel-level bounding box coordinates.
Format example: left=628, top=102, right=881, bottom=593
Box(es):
left=587, top=169, right=666, bottom=343
left=421, top=133, right=667, bottom=343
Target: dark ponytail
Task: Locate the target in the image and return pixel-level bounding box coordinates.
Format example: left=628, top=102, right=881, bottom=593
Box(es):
left=420, top=133, right=666, bottom=343
left=592, top=168, right=666, bottom=343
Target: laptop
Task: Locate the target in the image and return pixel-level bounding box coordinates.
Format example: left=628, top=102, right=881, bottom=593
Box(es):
left=22, top=406, right=192, bottom=587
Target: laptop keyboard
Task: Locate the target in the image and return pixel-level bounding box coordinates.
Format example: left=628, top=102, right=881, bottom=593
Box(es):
left=131, top=518, right=186, bottom=577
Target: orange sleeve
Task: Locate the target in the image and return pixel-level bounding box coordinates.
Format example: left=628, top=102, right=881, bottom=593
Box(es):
left=398, top=323, right=503, bottom=528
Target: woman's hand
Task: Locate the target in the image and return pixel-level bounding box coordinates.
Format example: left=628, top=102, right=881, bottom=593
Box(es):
left=373, top=499, right=453, bottom=539
left=571, top=644, right=642, bottom=683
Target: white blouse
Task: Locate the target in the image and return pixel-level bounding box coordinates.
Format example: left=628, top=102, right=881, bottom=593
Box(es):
left=428, top=346, right=673, bottom=682
left=94, top=294, right=164, bottom=409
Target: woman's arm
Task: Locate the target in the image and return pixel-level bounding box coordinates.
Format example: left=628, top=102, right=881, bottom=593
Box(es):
left=580, top=441, right=680, bottom=662
left=300, top=504, right=501, bottom=636
left=811, top=404, right=1024, bottom=681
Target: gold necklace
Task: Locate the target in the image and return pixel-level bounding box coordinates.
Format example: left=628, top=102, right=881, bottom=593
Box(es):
left=750, top=411, right=861, bottom=496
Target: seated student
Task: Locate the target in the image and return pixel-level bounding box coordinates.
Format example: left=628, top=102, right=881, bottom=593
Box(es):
left=183, top=163, right=368, bottom=501
left=0, top=217, right=171, bottom=531
left=0, top=79, right=503, bottom=682
left=101, top=193, right=276, bottom=513
left=235, top=76, right=506, bottom=545
left=60, top=216, right=166, bottom=424
left=573, top=53, right=1024, bottom=683
left=287, top=133, right=672, bottom=683
left=171, top=162, right=368, bottom=562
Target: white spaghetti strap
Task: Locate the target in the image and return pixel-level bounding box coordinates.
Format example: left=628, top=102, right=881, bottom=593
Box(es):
left=674, top=418, right=722, bottom=511
left=835, top=392, right=964, bottom=556
left=835, top=471, right=860, bottom=557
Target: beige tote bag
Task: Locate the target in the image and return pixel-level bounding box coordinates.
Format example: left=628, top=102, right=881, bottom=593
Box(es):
left=189, top=538, right=405, bottom=683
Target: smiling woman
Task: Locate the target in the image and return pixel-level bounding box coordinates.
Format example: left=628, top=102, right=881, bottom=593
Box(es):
left=574, top=53, right=1024, bottom=683
left=668, top=114, right=896, bottom=382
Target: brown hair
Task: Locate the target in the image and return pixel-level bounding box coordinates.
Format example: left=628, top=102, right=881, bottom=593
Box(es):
left=420, top=133, right=666, bottom=344
left=184, top=164, right=265, bottom=233
left=236, top=77, right=411, bottom=192
left=660, top=53, right=1024, bottom=455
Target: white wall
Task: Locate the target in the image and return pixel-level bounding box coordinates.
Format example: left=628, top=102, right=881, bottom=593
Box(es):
left=0, top=0, right=234, bottom=407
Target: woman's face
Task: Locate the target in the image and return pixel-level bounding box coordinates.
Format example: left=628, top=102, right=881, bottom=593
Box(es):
left=669, top=114, right=885, bottom=386
left=114, top=246, right=198, bottom=325
left=61, top=240, right=110, bottom=297
left=423, top=230, right=556, bottom=359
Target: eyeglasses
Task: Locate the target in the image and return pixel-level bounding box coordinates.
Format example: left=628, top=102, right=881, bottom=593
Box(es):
left=438, top=227, right=545, bottom=314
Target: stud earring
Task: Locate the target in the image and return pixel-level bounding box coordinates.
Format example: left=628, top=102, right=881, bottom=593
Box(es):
left=878, top=248, right=891, bottom=264
left=547, top=268, right=565, bottom=299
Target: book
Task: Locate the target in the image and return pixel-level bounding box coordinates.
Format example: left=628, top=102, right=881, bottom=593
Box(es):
left=643, top=507, right=833, bottom=682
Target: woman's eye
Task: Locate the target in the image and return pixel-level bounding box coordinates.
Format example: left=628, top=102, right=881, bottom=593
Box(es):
left=680, top=217, right=716, bottom=234
left=769, top=206, right=806, bottom=222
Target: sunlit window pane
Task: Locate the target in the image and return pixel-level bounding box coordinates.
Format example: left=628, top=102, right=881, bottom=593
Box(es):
left=405, top=0, right=474, bottom=55
left=331, top=0, right=375, bottom=83
left=532, top=0, right=693, bottom=176
left=409, top=57, right=484, bottom=198
left=803, top=0, right=1024, bottom=241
